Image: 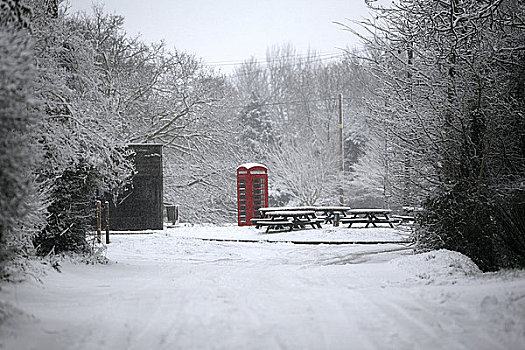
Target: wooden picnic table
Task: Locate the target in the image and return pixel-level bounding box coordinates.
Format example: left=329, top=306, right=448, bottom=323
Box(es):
left=341, top=208, right=395, bottom=228
left=253, top=210, right=322, bottom=232
left=312, top=206, right=352, bottom=224
left=259, top=206, right=351, bottom=224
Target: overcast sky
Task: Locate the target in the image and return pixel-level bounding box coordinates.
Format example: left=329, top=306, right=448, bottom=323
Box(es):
left=67, top=0, right=372, bottom=73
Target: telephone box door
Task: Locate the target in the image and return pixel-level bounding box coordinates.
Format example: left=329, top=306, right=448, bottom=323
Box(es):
left=237, top=163, right=268, bottom=226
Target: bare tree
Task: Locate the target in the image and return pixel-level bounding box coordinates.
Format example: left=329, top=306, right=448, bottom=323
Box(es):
left=343, top=0, right=525, bottom=270
left=266, top=137, right=339, bottom=206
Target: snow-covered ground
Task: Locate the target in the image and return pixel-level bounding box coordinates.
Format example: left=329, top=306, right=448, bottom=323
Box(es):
left=1, top=224, right=525, bottom=350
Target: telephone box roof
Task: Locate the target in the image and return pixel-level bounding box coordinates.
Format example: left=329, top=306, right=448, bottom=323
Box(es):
left=237, top=163, right=267, bottom=170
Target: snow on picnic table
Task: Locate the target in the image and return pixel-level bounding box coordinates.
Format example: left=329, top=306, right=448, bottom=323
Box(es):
left=1, top=224, right=525, bottom=350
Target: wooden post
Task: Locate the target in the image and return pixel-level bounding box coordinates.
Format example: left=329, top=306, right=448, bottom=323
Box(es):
left=333, top=212, right=340, bottom=227
left=338, top=93, right=344, bottom=206
left=96, top=200, right=102, bottom=243
left=105, top=201, right=110, bottom=244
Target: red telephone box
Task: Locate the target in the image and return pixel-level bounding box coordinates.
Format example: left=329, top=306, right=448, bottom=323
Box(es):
left=237, top=163, right=269, bottom=226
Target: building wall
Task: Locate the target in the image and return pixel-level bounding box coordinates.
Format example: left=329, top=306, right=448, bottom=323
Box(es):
left=110, top=144, right=163, bottom=230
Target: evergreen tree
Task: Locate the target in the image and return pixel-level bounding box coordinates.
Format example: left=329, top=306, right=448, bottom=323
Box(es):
left=238, top=92, right=274, bottom=158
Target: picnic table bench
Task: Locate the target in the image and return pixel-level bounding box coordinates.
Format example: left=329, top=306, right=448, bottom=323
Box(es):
left=253, top=210, right=322, bottom=232
left=340, top=209, right=395, bottom=228
left=251, top=219, right=295, bottom=232
left=391, top=215, right=415, bottom=224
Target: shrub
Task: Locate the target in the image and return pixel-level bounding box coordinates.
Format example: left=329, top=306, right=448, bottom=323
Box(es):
left=414, top=182, right=525, bottom=272
left=33, top=161, right=100, bottom=256
left=493, top=191, right=525, bottom=269
left=0, top=24, right=39, bottom=275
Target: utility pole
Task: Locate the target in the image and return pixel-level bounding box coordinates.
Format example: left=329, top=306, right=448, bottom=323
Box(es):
left=105, top=201, right=110, bottom=244
left=338, top=93, right=344, bottom=206
left=384, top=128, right=391, bottom=209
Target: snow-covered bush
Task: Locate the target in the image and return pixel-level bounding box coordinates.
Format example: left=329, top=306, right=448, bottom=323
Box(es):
left=415, top=184, right=525, bottom=272
left=492, top=191, right=525, bottom=269
left=0, top=13, right=43, bottom=275
left=33, top=161, right=100, bottom=256
left=414, top=182, right=499, bottom=271
left=393, top=249, right=481, bottom=281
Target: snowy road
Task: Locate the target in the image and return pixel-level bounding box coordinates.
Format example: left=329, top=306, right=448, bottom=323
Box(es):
left=1, top=225, right=525, bottom=350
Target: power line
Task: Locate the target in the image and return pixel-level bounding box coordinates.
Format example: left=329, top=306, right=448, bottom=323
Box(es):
left=221, top=96, right=341, bottom=110
left=204, top=46, right=369, bottom=68
left=257, top=97, right=339, bottom=107
left=204, top=52, right=346, bottom=68
left=205, top=51, right=343, bottom=64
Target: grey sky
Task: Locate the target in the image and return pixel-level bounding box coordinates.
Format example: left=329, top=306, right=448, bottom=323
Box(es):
left=67, top=0, right=371, bottom=73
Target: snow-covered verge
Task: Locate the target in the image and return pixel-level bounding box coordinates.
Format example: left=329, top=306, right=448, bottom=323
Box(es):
left=1, top=224, right=524, bottom=350
left=162, top=222, right=410, bottom=243
left=392, top=249, right=482, bottom=281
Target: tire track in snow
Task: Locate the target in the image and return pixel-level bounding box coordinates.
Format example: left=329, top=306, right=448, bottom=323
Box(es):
left=314, top=246, right=411, bottom=266
left=360, top=289, right=510, bottom=350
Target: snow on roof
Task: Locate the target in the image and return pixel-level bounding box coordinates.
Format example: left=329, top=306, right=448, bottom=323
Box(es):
left=237, top=162, right=267, bottom=170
